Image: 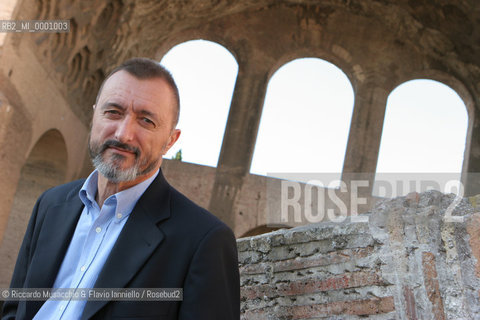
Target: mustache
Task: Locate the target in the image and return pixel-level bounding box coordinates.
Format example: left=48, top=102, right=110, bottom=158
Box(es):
left=101, top=140, right=140, bottom=158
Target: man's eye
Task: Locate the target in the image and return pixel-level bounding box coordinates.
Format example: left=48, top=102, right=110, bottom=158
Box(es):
left=105, top=110, right=120, bottom=115
left=141, top=117, right=156, bottom=127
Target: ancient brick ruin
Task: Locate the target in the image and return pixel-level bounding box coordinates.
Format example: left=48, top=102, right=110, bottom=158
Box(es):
left=239, top=191, right=480, bottom=318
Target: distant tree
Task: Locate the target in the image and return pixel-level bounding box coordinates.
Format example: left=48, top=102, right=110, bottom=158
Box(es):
left=172, top=149, right=182, bottom=161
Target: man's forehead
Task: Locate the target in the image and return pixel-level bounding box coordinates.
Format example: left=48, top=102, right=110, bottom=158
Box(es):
left=98, top=71, right=174, bottom=106
left=101, top=70, right=164, bottom=92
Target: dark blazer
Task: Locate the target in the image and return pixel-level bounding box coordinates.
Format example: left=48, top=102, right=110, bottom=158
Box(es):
left=2, top=170, right=240, bottom=319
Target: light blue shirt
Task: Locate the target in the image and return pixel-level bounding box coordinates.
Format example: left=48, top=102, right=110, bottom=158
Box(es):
left=34, top=169, right=159, bottom=320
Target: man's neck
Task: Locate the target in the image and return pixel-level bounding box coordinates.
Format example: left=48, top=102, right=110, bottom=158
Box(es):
left=95, top=171, right=157, bottom=207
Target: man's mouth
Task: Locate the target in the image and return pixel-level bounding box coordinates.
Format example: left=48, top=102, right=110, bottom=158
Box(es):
left=108, top=146, right=135, bottom=154
left=101, top=140, right=140, bottom=158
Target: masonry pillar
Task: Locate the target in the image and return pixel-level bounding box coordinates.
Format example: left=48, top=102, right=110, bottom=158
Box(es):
left=342, top=79, right=389, bottom=196
left=0, top=91, right=31, bottom=245
left=0, top=129, right=67, bottom=287
left=208, top=55, right=270, bottom=230
left=463, top=99, right=480, bottom=196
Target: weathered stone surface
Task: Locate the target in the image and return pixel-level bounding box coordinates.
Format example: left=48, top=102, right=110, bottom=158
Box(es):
left=239, top=191, right=480, bottom=318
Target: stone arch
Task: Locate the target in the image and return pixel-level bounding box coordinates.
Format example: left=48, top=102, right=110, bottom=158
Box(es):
left=0, top=129, right=67, bottom=287
left=155, top=35, right=240, bottom=65
left=393, top=71, right=475, bottom=123
left=267, top=46, right=357, bottom=91
left=0, top=84, right=33, bottom=241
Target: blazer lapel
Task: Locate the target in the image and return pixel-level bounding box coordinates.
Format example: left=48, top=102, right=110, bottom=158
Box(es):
left=27, top=186, right=84, bottom=288
left=25, top=184, right=84, bottom=318
left=81, top=170, right=171, bottom=320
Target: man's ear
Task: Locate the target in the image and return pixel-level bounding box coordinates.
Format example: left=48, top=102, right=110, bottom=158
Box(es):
left=89, top=105, right=97, bottom=129
left=163, top=129, right=181, bottom=155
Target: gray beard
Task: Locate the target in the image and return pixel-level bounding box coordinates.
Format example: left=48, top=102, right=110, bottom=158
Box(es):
left=88, top=138, right=162, bottom=183
left=91, top=153, right=140, bottom=183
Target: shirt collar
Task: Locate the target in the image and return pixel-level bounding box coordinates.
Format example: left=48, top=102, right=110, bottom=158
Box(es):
left=79, top=169, right=160, bottom=220
left=79, top=170, right=99, bottom=209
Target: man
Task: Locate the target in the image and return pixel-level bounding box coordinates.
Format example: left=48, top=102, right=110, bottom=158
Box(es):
left=2, top=58, right=240, bottom=319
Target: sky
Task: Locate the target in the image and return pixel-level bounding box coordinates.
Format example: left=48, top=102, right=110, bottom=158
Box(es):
left=160, top=40, right=468, bottom=195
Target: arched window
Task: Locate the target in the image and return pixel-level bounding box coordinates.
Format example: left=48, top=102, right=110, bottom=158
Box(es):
left=0, top=129, right=67, bottom=287
left=374, top=79, right=468, bottom=197
left=250, top=58, right=354, bottom=184
left=160, top=40, right=238, bottom=167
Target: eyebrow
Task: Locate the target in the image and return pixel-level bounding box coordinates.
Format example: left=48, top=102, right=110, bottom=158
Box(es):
left=138, top=109, right=156, bottom=119
left=101, top=101, right=160, bottom=123
left=100, top=101, right=124, bottom=110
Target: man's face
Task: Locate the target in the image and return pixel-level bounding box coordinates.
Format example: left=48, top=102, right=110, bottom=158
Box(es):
left=89, top=70, right=180, bottom=184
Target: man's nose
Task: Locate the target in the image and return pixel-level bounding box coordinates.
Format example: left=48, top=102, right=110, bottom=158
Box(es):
left=114, top=116, right=135, bottom=142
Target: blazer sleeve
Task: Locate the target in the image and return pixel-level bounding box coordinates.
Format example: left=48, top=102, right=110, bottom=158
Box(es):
left=1, top=192, right=45, bottom=320
left=178, top=223, right=240, bottom=320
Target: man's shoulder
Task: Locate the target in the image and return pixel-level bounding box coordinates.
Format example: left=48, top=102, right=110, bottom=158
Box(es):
left=40, top=179, right=85, bottom=205
left=167, top=186, right=233, bottom=235
left=168, top=186, right=221, bottom=223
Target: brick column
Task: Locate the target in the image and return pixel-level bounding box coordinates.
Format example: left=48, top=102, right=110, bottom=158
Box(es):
left=208, top=56, right=270, bottom=230
left=462, top=101, right=480, bottom=195
left=342, top=81, right=389, bottom=195
left=0, top=92, right=31, bottom=245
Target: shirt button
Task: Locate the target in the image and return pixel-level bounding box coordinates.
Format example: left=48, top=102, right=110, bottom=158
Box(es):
left=117, top=213, right=122, bottom=219
left=80, top=266, right=86, bottom=272
left=59, top=305, right=65, bottom=311
left=95, top=227, right=101, bottom=233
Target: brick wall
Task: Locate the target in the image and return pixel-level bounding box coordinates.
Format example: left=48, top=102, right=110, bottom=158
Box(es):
left=238, top=191, right=480, bottom=319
